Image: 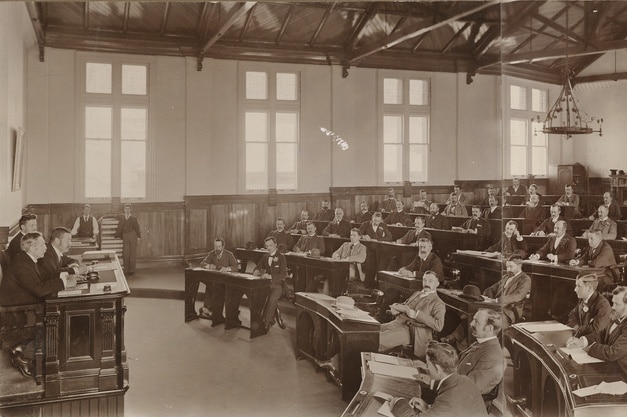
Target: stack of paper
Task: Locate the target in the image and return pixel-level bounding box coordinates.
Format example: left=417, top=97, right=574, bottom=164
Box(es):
left=574, top=381, right=627, bottom=397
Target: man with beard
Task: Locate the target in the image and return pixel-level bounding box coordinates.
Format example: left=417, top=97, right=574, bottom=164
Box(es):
left=289, top=210, right=310, bottom=234
left=268, top=218, right=293, bottom=252
left=322, top=207, right=352, bottom=238
left=353, top=201, right=373, bottom=224
left=483, top=255, right=531, bottom=328
left=425, top=203, right=451, bottom=230
left=483, top=195, right=501, bottom=220
left=486, top=220, right=527, bottom=258
left=381, top=188, right=398, bottom=212
left=462, top=206, right=492, bottom=250
left=529, top=221, right=576, bottom=264
left=532, top=204, right=571, bottom=237
left=585, top=205, right=617, bottom=240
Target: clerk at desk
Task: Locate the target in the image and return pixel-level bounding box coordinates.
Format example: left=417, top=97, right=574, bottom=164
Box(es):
left=39, top=227, right=89, bottom=280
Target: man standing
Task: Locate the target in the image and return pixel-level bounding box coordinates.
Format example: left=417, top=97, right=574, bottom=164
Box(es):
left=6, top=214, right=37, bottom=262
left=425, top=203, right=451, bottom=230
left=379, top=272, right=445, bottom=357
left=293, top=222, right=325, bottom=254
left=253, top=236, right=287, bottom=332
left=39, top=227, right=89, bottom=280
left=565, top=274, right=612, bottom=339
left=332, top=228, right=367, bottom=282
left=530, top=220, right=576, bottom=264
left=115, top=204, right=141, bottom=276
left=462, top=206, right=492, bottom=249
left=385, top=200, right=412, bottom=227
left=486, top=220, right=527, bottom=258
left=322, top=207, right=352, bottom=238
left=585, top=205, right=617, bottom=240
left=71, top=203, right=99, bottom=239
left=483, top=255, right=531, bottom=328
left=268, top=218, right=293, bottom=251
left=556, top=184, right=582, bottom=219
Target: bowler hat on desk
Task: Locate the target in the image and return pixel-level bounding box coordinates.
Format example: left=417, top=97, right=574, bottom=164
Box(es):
left=334, top=296, right=355, bottom=310
left=308, top=248, right=321, bottom=258
left=459, top=284, right=483, bottom=302
left=245, top=241, right=257, bottom=250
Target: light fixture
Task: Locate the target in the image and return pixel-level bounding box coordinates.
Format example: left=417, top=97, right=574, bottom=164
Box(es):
left=534, top=74, right=603, bottom=139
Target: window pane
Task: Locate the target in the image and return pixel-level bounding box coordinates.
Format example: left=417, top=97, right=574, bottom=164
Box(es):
left=532, top=88, right=547, bottom=112
left=245, top=112, right=268, bottom=142
left=383, top=144, right=402, bottom=183
left=510, top=85, right=526, bottom=110
left=276, top=112, right=297, bottom=143
left=409, top=144, right=427, bottom=182
left=510, top=146, right=527, bottom=176
left=531, top=121, right=547, bottom=146
left=121, top=141, right=146, bottom=198
left=246, top=143, right=268, bottom=190
left=510, top=119, right=527, bottom=145
left=122, top=65, right=147, bottom=95
left=409, top=116, right=428, bottom=144
left=277, top=143, right=297, bottom=190
left=85, top=106, right=112, bottom=139
left=121, top=108, right=146, bottom=140
left=532, top=146, right=547, bottom=176
left=383, top=115, right=403, bottom=144
left=246, top=71, right=268, bottom=100
left=409, top=79, right=428, bottom=105
left=86, top=63, right=112, bottom=94
left=383, top=78, right=403, bottom=104
left=85, top=140, right=111, bottom=198
left=276, top=73, right=298, bottom=101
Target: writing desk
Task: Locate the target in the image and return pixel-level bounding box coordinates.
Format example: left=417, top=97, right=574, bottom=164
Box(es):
left=506, top=322, right=627, bottom=417
left=67, top=237, right=99, bottom=255
left=377, top=271, right=422, bottom=300
left=342, top=352, right=422, bottom=417
left=295, top=292, right=380, bottom=401
left=524, top=235, right=627, bottom=263
left=284, top=253, right=351, bottom=296
left=184, top=268, right=271, bottom=338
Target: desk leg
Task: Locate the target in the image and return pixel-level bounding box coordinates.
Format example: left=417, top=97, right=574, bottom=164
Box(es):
left=184, top=275, right=200, bottom=322
left=224, top=286, right=243, bottom=330
left=249, top=287, right=271, bottom=338
left=329, top=271, right=345, bottom=297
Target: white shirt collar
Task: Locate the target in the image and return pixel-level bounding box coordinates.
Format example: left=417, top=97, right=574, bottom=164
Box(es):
left=476, top=335, right=497, bottom=344
left=583, top=292, right=594, bottom=304
left=436, top=373, right=454, bottom=391
left=27, top=252, right=39, bottom=263
left=52, top=244, right=64, bottom=259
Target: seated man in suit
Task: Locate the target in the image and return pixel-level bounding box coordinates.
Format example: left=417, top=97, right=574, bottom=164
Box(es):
left=322, top=207, right=352, bottom=238
left=269, top=218, right=293, bottom=251
left=6, top=214, right=38, bottom=262
left=379, top=271, right=445, bottom=358
left=390, top=340, right=488, bottom=417
left=397, top=216, right=432, bottom=246
left=570, top=229, right=617, bottom=285
left=443, top=193, right=468, bottom=217
left=567, top=286, right=627, bottom=374
left=410, top=189, right=431, bottom=215
left=196, top=238, right=239, bottom=323
left=589, top=192, right=622, bottom=221
left=483, top=195, right=501, bottom=219
left=504, top=177, right=527, bottom=197
left=529, top=220, right=576, bottom=264
left=482, top=186, right=498, bottom=206
left=359, top=212, right=393, bottom=288
left=446, top=185, right=467, bottom=204
left=425, top=203, right=451, bottom=230
left=253, top=236, right=287, bottom=332
left=483, top=255, right=531, bottom=328
left=532, top=204, right=571, bottom=236
left=461, top=206, right=492, bottom=249
left=0, top=232, right=77, bottom=378
left=386, top=200, right=412, bottom=227
left=70, top=203, right=99, bottom=239
left=585, top=205, right=618, bottom=240
left=332, top=228, right=367, bottom=282
left=486, top=220, right=527, bottom=258
left=289, top=210, right=310, bottom=234
left=353, top=201, right=373, bottom=224
left=556, top=184, right=582, bottom=219
left=39, top=227, right=89, bottom=280
left=526, top=183, right=543, bottom=205
left=565, top=274, right=612, bottom=340
left=293, top=222, right=325, bottom=254
left=521, top=194, right=547, bottom=230
left=312, top=199, right=334, bottom=221
left=381, top=188, right=398, bottom=212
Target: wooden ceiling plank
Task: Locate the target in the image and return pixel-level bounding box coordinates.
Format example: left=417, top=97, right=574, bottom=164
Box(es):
left=499, top=38, right=627, bottom=66
left=275, top=4, right=294, bottom=45
left=575, top=71, right=627, bottom=84
left=200, top=1, right=256, bottom=57
left=24, top=2, right=45, bottom=61
left=197, top=2, right=215, bottom=40
left=239, top=3, right=257, bottom=42
left=344, top=2, right=380, bottom=53
left=123, top=2, right=130, bottom=34
left=309, top=2, right=334, bottom=47
left=350, top=0, right=500, bottom=63
left=510, top=5, right=568, bottom=55
left=390, top=5, right=414, bottom=36
left=161, top=2, right=170, bottom=36
left=441, top=21, right=470, bottom=54
left=83, top=1, right=89, bottom=30
left=531, top=12, right=588, bottom=46
left=411, top=33, right=429, bottom=53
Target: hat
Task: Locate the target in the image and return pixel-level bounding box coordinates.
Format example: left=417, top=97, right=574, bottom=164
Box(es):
left=335, top=296, right=355, bottom=310
left=459, top=285, right=483, bottom=302
left=245, top=241, right=257, bottom=250
left=308, top=248, right=321, bottom=258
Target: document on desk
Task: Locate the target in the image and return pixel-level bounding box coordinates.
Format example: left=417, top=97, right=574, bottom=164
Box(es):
left=368, top=361, right=419, bottom=380
left=91, top=263, right=116, bottom=272
left=559, top=347, right=604, bottom=364
left=371, top=353, right=401, bottom=365
left=517, top=322, right=572, bottom=332
left=574, top=381, right=627, bottom=397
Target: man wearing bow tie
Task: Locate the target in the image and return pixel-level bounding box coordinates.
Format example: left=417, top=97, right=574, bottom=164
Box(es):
left=322, top=207, right=352, bottom=238
left=585, top=205, right=617, bottom=240
left=332, top=228, right=367, bottom=281
left=71, top=203, right=99, bottom=239
left=253, top=236, right=287, bottom=332
left=568, top=286, right=627, bottom=374
left=379, top=271, right=445, bottom=357
left=425, top=203, right=451, bottom=230
left=566, top=274, right=611, bottom=340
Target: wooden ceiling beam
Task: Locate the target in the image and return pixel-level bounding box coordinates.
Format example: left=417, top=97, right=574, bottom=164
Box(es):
left=123, top=2, right=130, bottom=33
left=160, top=2, right=170, bottom=36
left=510, top=6, right=568, bottom=55
left=197, top=2, right=214, bottom=40
left=343, top=2, right=380, bottom=54
left=390, top=5, right=414, bottom=36
left=25, top=2, right=45, bottom=62
left=531, top=12, right=588, bottom=46
left=83, top=1, right=89, bottom=30
left=239, top=3, right=257, bottom=42
left=574, top=71, right=627, bottom=84
left=275, top=4, right=294, bottom=45
left=309, top=2, right=334, bottom=47
left=349, top=0, right=500, bottom=63
left=441, top=21, right=470, bottom=54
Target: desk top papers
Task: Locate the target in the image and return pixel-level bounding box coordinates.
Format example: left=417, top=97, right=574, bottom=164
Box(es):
left=559, top=347, right=604, bottom=364
left=574, top=381, right=627, bottom=397
left=516, top=322, right=572, bottom=333
left=456, top=250, right=501, bottom=258
left=368, top=361, right=419, bottom=380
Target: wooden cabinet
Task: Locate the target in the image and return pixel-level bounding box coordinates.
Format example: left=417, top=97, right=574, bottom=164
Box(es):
left=610, top=174, right=627, bottom=206
left=556, top=163, right=588, bottom=194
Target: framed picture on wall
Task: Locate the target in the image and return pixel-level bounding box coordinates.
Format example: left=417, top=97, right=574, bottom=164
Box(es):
left=12, top=127, right=25, bottom=191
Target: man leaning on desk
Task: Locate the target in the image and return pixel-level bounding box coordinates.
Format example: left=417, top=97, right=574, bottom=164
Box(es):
left=486, top=220, right=527, bottom=258
left=331, top=228, right=367, bottom=281
left=567, top=285, right=627, bottom=374
left=39, top=227, right=89, bottom=280
left=529, top=220, right=576, bottom=264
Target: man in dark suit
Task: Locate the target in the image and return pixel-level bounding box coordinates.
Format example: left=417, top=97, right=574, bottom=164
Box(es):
left=6, top=214, right=37, bottom=262
left=268, top=218, right=293, bottom=251
left=566, top=274, right=612, bottom=339
left=532, top=204, right=571, bottom=236
left=114, top=204, right=141, bottom=276
left=312, top=199, right=334, bottom=221
left=585, top=205, right=618, bottom=240
left=462, top=206, right=492, bottom=250
left=486, top=220, right=527, bottom=258
left=289, top=210, right=310, bottom=234
left=322, top=207, right=352, bottom=238
left=483, top=255, right=531, bottom=328
left=396, top=216, right=432, bottom=246
left=589, top=192, right=622, bottom=221
left=359, top=212, right=393, bottom=288
left=39, top=227, right=89, bottom=280
left=521, top=194, right=547, bottom=229
left=570, top=229, right=617, bottom=279
left=381, top=188, right=398, bottom=212
left=410, top=190, right=431, bottom=215
left=0, top=232, right=77, bottom=377
left=504, top=177, right=527, bottom=197
left=385, top=200, right=412, bottom=227
left=293, top=222, right=325, bottom=254
left=529, top=220, right=576, bottom=264
left=253, top=236, right=287, bottom=332
left=425, top=203, right=451, bottom=230
left=390, top=341, right=488, bottom=417
left=568, top=286, right=627, bottom=374
left=483, top=195, right=501, bottom=219
left=398, top=239, right=444, bottom=282
left=353, top=201, right=373, bottom=224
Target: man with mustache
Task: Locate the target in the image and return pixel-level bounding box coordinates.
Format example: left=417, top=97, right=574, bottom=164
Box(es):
left=486, top=220, right=527, bottom=258
left=483, top=255, right=531, bottom=328
left=462, top=206, right=492, bottom=250
left=425, top=203, right=451, bottom=230
left=322, top=207, right=352, bottom=238
left=565, top=274, right=612, bottom=340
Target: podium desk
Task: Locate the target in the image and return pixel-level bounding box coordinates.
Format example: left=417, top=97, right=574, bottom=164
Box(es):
left=285, top=253, right=351, bottom=297
left=184, top=268, right=271, bottom=338
left=342, top=352, right=422, bottom=417
left=295, top=293, right=380, bottom=401
left=506, top=322, right=627, bottom=417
